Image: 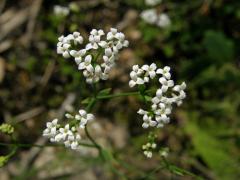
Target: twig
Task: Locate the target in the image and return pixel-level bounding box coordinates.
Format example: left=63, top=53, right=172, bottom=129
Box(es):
left=0, top=57, right=5, bottom=83
left=97, top=91, right=140, bottom=100
left=0, top=8, right=29, bottom=41
left=17, top=93, right=76, bottom=175
left=39, top=61, right=55, bottom=88
left=0, top=142, right=95, bottom=148
left=0, top=0, right=6, bottom=14
left=0, top=8, right=15, bottom=24
left=14, top=106, right=45, bottom=123
left=74, top=0, right=101, bottom=9
left=57, top=93, right=76, bottom=119
left=117, top=10, right=138, bottom=31
left=0, top=39, right=13, bottom=53
left=24, top=0, right=43, bottom=46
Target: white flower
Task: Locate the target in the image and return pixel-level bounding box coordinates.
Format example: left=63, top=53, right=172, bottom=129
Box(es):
left=151, top=143, right=157, bottom=149
left=156, top=88, right=163, bottom=97
left=72, top=32, right=83, bottom=44
left=105, top=48, right=113, bottom=57
left=57, top=28, right=128, bottom=84
left=137, top=109, right=148, bottom=115
left=107, top=28, right=118, bottom=40
left=57, top=32, right=84, bottom=59
left=99, top=41, right=108, bottom=48
left=78, top=55, right=92, bottom=70
left=140, top=9, right=158, bottom=24
left=115, top=32, right=129, bottom=49
left=64, top=133, right=81, bottom=150
left=142, top=63, right=157, bottom=79
left=144, top=151, right=153, bottom=158
left=86, top=35, right=99, bottom=50
left=160, top=149, right=168, bottom=157
left=145, top=0, right=162, bottom=6
left=159, top=77, right=174, bottom=92
left=65, top=113, right=74, bottom=119
left=142, top=141, right=157, bottom=158
left=54, top=5, right=69, bottom=17
left=43, top=108, right=95, bottom=151
left=142, top=114, right=157, bottom=128
left=102, top=55, right=115, bottom=69
left=129, top=63, right=157, bottom=87
left=59, top=124, right=72, bottom=140
left=76, top=109, right=95, bottom=128
left=173, top=82, right=186, bottom=92
left=91, top=29, right=105, bottom=37
left=132, top=64, right=187, bottom=129
left=157, top=13, right=171, bottom=28
left=88, top=29, right=105, bottom=49
left=70, top=141, right=79, bottom=150
left=156, top=66, right=171, bottom=79
left=43, top=119, right=58, bottom=137
left=129, top=76, right=145, bottom=87
left=57, top=43, right=71, bottom=58
left=129, top=65, right=146, bottom=87
left=133, top=65, right=144, bottom=75
left=70, top=49, right=86, bottom=64
left=140, top=8, right=171, bottom=29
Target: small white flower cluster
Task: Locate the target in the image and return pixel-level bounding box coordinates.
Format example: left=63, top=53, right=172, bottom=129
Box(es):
left=157, top=13, right=171, bottom=28
left=43, top=109, right=94, bottom=150
left=57, top=28, right=129, bottom=84
left=129, top=63, right=157, bottom=87
left=159, top=147, right=169, bottom=158
left=129, top=64, right=186, bottom=128
left=54, top=5, right=70, bottom=17
left=57, top=32, right=84, bottom=58
left=142, top=142, right=157, bottom=158
left=141, top=9, right=171, bottom=28
left=145, top=0, right=162, bottom=6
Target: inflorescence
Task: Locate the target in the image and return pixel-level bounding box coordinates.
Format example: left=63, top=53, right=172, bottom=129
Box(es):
left=129, top=64, right=186, bottom=129
left=43, top=24, right=187, bottom=159
left=54, top=5, right=70, bottom=17
left=43, top=109, right=94, bottom=150
left=142, top=142, right=157, bottom=158
left=145, top=0, right=162, bottom=6
left=57, top=28, right=129, bottom=84
left=141, top=10, right=171, bottom=28
left=140, top=0, right=171, bottom=28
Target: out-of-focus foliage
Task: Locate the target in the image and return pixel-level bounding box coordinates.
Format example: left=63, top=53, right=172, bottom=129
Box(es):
left=0, top=123, right=14, bottom=135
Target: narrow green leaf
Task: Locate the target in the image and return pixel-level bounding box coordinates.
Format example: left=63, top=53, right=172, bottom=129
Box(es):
left=184, top=112, right=240, bottom=180
left=98, top=88, right=112, bottom=96
left=0, top=156, right=9, bottom=168
left=101, top=149, right=113, bottom=161
left=81, top=98, right=91, bottom=105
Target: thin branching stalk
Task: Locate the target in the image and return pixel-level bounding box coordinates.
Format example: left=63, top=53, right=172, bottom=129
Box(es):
left=0, top=142, right=95, bottom=148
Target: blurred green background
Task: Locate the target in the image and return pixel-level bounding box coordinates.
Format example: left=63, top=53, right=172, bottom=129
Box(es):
left=0, top=0, right=240, bottom=179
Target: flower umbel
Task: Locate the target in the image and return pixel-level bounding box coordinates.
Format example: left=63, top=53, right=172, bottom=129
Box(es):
left=145, top=0, right=162, bottom=6
left=130, top=64, right=187, bottom=129
left=142, top=133, right=157, bottom=158
left=54, top=5, right=69, bottom=17
left=57, top=28, right=129, bottom=84
left=43, top=110, right=95, bottom=150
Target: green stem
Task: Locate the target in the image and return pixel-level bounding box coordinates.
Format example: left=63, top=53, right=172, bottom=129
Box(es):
left=94, top=49, right=103, bottom=63
left=0, top=142, right=95, bottom=148
left=84, top=95, right=103, bottom=157
left=97, top=91, right=140, bottom=100
left=86, top=98, right=97, bottom=111
left=96, top=89, right=156, bottom=100
left=85, top=125, right=101, bottom=151
left=139, top=165, right=166, bottom=180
